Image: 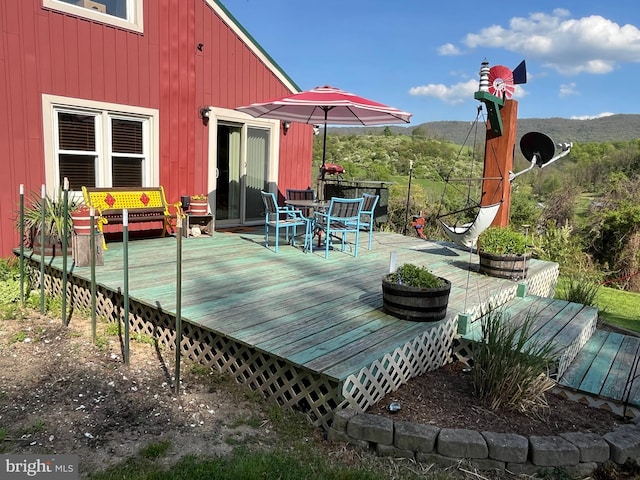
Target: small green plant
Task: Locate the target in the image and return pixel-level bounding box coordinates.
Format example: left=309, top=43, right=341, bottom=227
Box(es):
left=557, top=275, right=601, bottom=306
left=385, top=263, right=446, bottom=288
left=478, top=226, right=529, bottom=255
left=139, top=439, right=171, bottom=459
left=190, top=194, right=208, bottom=201
left=9, top=330, right=27, bottom=344
left=471, top=307, right=557, bottom=412
left=18, top=188, right=81, bottom=244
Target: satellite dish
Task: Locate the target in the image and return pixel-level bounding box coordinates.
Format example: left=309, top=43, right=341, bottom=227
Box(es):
left=510, top=131, right=573, bottom=182
left=520, top=132, right=556, bottom=166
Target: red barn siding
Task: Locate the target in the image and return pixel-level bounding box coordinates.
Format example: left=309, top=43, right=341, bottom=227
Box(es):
left=0, top=0, right=312, bottom=257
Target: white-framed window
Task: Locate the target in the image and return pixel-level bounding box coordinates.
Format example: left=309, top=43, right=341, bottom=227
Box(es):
left=43, top=0, right=144, bottom=33
left=42, top=94, right=159, bottom=194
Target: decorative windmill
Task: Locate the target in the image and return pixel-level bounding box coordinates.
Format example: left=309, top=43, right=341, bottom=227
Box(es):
left=475, top=60, right=527, bottom=136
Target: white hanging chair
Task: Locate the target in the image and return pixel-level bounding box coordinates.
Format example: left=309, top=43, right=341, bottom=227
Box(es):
left=438, top=202, right=501, bottom=248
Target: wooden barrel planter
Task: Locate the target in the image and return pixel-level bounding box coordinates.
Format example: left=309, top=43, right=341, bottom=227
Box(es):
left=382, top=277, right=451, bottom=322
left=479, top=251, right=531, bottom=280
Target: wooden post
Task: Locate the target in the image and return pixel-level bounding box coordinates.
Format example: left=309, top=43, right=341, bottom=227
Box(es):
left=481, top=99, right=518, bottom=227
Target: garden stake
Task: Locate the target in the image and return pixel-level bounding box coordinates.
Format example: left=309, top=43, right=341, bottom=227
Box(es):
left=61, top=178, right=69, bottom=325
left=403, top=159, right=413, bottom=236
left=175, top=219, right=183, bottom=394
left=40, top=184, right=46, bottom=315
left=123, top=209, right=130, bottom=366
left=19, top=184, right=24, bottom=305
left=90, top=208, right=96, bottom=343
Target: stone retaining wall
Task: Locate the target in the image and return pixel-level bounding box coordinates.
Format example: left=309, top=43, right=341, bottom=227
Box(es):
left=327, top=409, right=640, bottom=477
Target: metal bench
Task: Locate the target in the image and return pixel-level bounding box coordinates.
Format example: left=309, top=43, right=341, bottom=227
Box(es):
left=81, top=186, right=182, bottom=249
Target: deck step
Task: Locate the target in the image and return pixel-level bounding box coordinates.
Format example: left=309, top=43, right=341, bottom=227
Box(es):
left=558, top=329, right=640, bottom=408
left=461, top=296, right=598, bottom=378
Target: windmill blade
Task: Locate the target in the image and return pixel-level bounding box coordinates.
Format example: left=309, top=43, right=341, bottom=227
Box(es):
left=488, top=65, right=515, bottom=99
left=512, top=60, right=527, bottom=85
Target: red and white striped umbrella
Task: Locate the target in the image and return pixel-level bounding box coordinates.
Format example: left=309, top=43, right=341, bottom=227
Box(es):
left=236, top=85, right=412, bottom=126
left=236, top=85, right=412, bottom=175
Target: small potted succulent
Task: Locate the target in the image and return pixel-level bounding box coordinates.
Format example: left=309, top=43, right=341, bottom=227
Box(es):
left=382, top=263, right=451, bottom=322
left=477, top=226, right=531, bottom=280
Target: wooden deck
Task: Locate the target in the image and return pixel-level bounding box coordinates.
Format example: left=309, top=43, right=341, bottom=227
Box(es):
left=20, top=227, right=562, bottom=427
left=556, top=329, right=640, bottom=416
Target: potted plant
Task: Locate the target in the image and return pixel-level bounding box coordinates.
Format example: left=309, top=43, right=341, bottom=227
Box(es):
left=189, top=194, right=209, bottom=215
left=19, top=189, right=80, bottom=256
left=477, top=226, right=531, bottom=280
left=382, top=263, right=451, bottom=322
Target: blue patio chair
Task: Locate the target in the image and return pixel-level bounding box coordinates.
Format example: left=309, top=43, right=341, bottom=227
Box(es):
left=352, top=193, right=379, bottom=250
left=314, top=197, right=364, bottom=259
left=286, top=188, right=315, bottom=218
left=260, top=191, right=311, bottom=253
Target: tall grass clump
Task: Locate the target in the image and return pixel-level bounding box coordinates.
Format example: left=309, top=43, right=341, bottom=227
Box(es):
left=557, top=275, right=601, bottom=306
left=471, top=307, right=557, bottom=413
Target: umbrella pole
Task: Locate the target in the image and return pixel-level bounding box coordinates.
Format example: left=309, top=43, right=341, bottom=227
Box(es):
left=320, top=109, right=329, bottom=200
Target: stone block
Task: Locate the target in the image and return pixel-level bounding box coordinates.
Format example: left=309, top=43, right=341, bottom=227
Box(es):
left=346, top=413, right=393, bottom=445
left=376, top=443, right=415, bottom=459
left=326, top=427, right=350, bottom=443
left=331, top=408, right=357, bottom=432
left=394, top=420, right=440, bottom=452
left=530, top=435, right=580, bottom=466
left=415, top=452, right=461, bottom=468
left=482, top=431, right=528, bottom=463
left=437, top=428, right=488, bottom=459
left=560, top=431, right=610, bottom=463
left=603, top=424, right=640, bottom=464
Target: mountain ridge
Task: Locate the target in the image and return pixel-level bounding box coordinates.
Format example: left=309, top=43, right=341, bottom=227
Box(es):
left=328, top=114, right=640, bottom=145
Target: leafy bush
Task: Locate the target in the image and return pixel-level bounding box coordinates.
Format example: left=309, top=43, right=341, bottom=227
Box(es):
left=471, top=307, right=556, bottom=412
left=478, top=226, right=529, bottom=255
left=385, top=263, right=446, bottom=289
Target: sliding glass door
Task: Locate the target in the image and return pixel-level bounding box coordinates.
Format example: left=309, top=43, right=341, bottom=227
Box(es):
left=215, top=123, right=271, bottom=226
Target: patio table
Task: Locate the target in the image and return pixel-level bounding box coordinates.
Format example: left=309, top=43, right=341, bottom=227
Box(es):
left=285, top=199, right=330, bottom=249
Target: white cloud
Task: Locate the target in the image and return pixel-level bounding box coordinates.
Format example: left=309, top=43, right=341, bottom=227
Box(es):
left=438, top=43, right=462, bottom=56
left=409, top=79, right=478, bottom=104
left=570, top=112, right=615, bottom=120
left=559, top=82, right=579, bottom=97
left=460, top=10, right=640, bottom=75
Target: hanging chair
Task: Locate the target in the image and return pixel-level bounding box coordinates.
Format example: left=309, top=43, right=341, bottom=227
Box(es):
left=435, top=105, right=505, bottom=249
left=438, top=202, right=501, bottom=248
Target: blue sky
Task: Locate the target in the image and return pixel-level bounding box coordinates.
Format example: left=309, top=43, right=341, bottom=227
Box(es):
left=224, top=1, right=640, bottom=125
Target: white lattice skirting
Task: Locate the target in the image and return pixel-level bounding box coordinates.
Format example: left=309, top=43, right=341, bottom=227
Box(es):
left=340, top=317, right=457, bottom=413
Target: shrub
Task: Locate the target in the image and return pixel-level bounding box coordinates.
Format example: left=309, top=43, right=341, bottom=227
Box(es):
left=478, top=226, right=529, bottom=255
left=471, top=307, right=556, bottom=413
left=385, top=263, right=445, bottom=289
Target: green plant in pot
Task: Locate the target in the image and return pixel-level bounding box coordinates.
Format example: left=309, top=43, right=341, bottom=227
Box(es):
left=18, top=188, right=80, bottom=254
left=477, top=226, right=531, bottom=280
left=382, top=263, right=451, bottom=322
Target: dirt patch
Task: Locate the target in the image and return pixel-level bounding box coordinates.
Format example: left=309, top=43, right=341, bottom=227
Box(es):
left=0, top=313, right=276, bottom=478
left=0, top=312, right=631, bottom=479
left=367, top=361, right=629, bottom=436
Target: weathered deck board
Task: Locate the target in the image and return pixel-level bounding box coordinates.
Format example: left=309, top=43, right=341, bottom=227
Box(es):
left=601, top=335, right=640, bottom=402
left=559, top=330, right=609, bottom=388
left=579, top=332, right=625, bottom=395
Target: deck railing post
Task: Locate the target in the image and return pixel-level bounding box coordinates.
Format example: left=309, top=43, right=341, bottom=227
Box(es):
left=123, top=209, right=130, bottom=366
left=40, top=184, right=46, bottom=315
left=61, top=178, right=69, bottom=325
left=90, top=207, right=97, bottom=343
left=19, top=184, right=24, bottom=306
left=175, top=219, right=183, bottom=394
